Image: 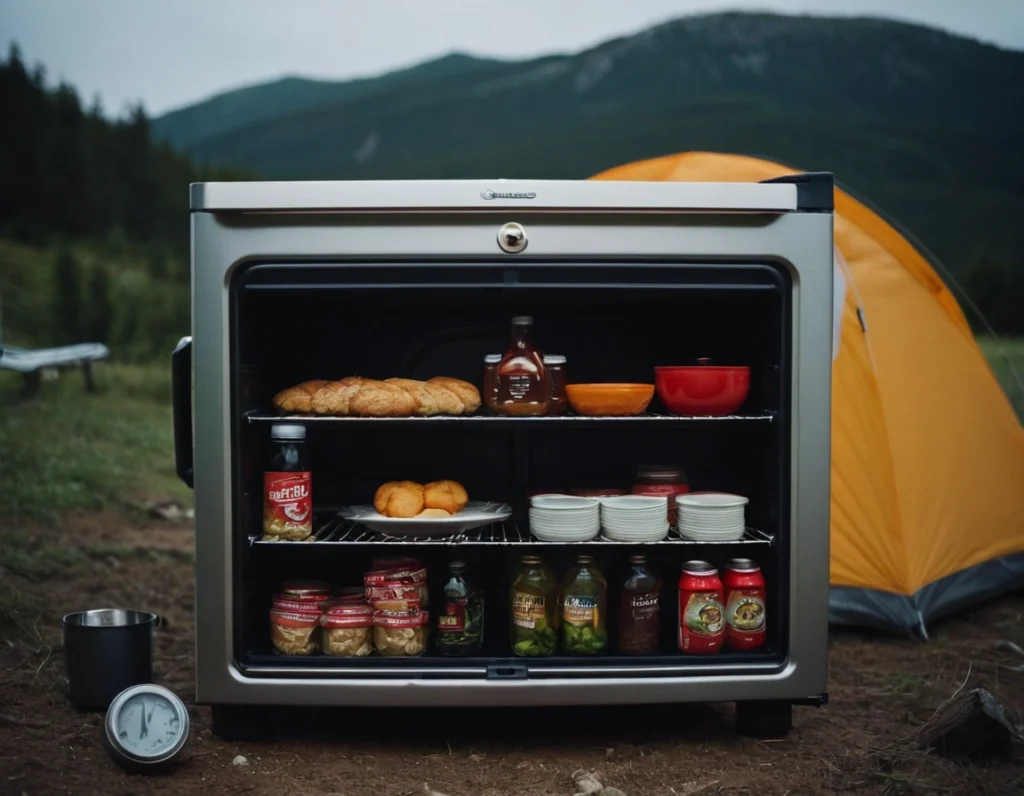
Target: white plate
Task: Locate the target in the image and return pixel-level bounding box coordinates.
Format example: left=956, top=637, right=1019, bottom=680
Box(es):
left=339, top=501, right=512, bottom=537
left=599, top=495, right=666, bottom=510
left=677, top=493, right=749, bottom=509
left=532, top=526, right=600, bottom=542
left=602, top=526, right=669, bottom=542
left=531, top=496, right=600, bottom=511
left=679, top=527, right=746, bottom=541
left=679, top=517, right=746, bottom=529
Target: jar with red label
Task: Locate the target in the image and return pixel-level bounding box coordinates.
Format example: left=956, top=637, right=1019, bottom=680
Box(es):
left=723, top=558, right=767, bottom=651
left=321, top=601, right=374, bottom=657
left=677, top=560, right=725, bottom=654
left=269, top=597, right=321, bottom=656
left=263, top=424, right=313, bottom=541
left=482, top=354, right=501, bottom=412
left=632, top=464, right=689, bottom=528
left=373, top=599, right=428, bottom=657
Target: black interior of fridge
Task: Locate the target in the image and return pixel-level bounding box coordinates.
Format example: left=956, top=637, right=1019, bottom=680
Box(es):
left=230, top=260, right=791, bottom=676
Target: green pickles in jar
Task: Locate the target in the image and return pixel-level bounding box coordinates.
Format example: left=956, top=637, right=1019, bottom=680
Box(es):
left=560, top=555, right=608, bottom=656
left=510, top=555, right=559, bottom=657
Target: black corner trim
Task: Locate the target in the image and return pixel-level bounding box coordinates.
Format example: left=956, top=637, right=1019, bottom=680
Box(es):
left=760, top=172, right=834, bottom=212
left=793, top=693, right=829, bottom=707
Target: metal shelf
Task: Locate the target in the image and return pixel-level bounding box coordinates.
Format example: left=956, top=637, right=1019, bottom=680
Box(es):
left=245, top=411, right=774, bottom=427
left=250, top=517, right=775, bottom=547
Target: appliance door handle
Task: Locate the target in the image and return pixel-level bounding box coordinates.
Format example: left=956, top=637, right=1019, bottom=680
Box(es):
left=171, top=336, right=194, bottom=488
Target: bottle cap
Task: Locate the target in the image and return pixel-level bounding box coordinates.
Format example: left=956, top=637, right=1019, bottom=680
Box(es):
left=681, top=560, right=716, bottom=576
left=449, top=560, right=467, bottom=573
left=543, top=355, right=567, bottom=365
left=629, top=555, right=647, bottom=565
left=484, top=354, right=501, bottom=364
left=271, top=424, right=306, bottom=440
left=511, top=316, right=533, bottom=326
left=726, top=558, right=760, bottom=572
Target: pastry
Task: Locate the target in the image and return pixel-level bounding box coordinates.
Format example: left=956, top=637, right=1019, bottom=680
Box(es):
left=272, top=380, right=329, bottom=413
left=423, top=480, right=469, bottom=514
left=273, top=376, right=481, bottom=417
left=374, top=480, right=469, bottom=518
left=375, top=481, right=425, bottom=518
left=416, top=508, right=452, bottom=518
left=428, top=378, right=481, bottom=413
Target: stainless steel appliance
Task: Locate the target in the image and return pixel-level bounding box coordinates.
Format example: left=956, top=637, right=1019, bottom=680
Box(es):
left=176, top=175, right=833, bottom=739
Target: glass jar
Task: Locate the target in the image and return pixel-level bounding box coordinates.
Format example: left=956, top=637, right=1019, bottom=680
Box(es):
left=632, top=464, right=689, bottom=528
left=269, top=597, right=321, bottom=656
left=321, top=601, right=374, bottom=657
left=482, top=354, right=501, bottom=412
left=544, top=355, right=568, bottom=415
left=263, top=424, right=313, bottom=541
left=510, top=555, right=559, bottom=657
left=372, top=600, right=428, bottom=657
left=494, top=316, right=549, bottom=416
left=435, top=561, right=484, bottom=657
left=560, top=555, right=608, bottom=656
left=618, top=555, right=662, bottom=655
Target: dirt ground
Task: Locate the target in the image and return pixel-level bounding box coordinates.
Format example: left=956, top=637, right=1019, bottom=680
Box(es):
left=1, top=513, right=1022, bottom=796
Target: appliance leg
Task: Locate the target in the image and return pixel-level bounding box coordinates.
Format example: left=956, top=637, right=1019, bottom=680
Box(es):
left=735, top=700, right=793, bottom=737
left=211, top=704, right=274, bottom=741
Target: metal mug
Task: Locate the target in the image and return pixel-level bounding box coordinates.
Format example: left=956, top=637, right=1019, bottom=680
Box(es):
left=62, top=609, right=159, bottom=711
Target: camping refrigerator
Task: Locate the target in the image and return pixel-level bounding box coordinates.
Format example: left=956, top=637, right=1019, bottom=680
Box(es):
left=175, top=175, right=834, bottom=740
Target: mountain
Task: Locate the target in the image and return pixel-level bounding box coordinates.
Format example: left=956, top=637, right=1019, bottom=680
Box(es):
left=152, top=53, right=502, bottom=149
left=155, top=13, right=1024, bottom=269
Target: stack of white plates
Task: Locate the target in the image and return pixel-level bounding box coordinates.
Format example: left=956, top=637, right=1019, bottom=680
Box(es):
left=676, top=493, right=749, bottom=541
left=529, top=496, right=600, bottom=541
left=599, top=495, right=670, bottom=542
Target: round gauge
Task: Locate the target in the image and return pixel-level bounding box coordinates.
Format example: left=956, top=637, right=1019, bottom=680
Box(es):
left=103, top=684, right=189, bottom=772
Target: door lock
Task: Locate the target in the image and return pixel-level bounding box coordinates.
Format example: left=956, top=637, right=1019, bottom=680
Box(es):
left=497, top=222, right=527, bottom=254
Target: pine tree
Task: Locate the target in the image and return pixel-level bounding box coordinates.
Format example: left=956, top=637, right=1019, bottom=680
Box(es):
left=52, top=247, right=83, bottom=343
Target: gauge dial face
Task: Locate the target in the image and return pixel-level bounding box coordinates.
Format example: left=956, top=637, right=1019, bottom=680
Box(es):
left=114, top=692, right=183, bottom=757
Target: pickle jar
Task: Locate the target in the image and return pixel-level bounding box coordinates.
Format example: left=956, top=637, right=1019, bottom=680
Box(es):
left=510, top=555, right=559, bottom=656
left=560, top=555, right=608, bottom=656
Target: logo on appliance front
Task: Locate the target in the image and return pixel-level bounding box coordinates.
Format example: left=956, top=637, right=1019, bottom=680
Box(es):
left=480, top=189, right=537, bottom=200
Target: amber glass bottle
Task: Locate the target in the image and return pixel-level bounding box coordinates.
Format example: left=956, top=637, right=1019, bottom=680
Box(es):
left=494, top=316, right=549, bottom=416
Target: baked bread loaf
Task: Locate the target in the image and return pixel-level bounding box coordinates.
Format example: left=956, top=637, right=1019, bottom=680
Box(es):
left=273, top=376, right=480, bottom=417
left=423, top=480, right=469, bottom=514
left=374, top=481, right=425, bottom=518
left=373, top=480, right=469, bottom=518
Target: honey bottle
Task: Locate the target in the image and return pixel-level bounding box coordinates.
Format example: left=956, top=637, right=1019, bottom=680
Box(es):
left=494, top=316, right=549, bottom=416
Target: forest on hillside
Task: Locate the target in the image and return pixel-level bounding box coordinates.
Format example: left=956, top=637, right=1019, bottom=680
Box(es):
left=0, top=39, right=1021, bottom=360
left=0, top=44, right=246, bottom=359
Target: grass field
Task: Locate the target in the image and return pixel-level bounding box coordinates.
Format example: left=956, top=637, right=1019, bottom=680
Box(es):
left=0, top=362, right=189, bottom=521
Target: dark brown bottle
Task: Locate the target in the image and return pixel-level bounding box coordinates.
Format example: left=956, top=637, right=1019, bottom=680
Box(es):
left=618, top=555, right=661, bottom=654
left=494, top=316, right=549, bottom=416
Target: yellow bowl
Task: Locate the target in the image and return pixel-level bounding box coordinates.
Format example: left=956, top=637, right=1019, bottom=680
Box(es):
left=565, top=384, right=655, bottom=416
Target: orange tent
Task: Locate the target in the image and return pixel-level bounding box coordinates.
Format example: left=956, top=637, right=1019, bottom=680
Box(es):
left=593, top=152, right=1024, bottom=635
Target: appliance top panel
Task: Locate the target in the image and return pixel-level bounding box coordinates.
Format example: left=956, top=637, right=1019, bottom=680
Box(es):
left=189, top=174, right=833, bottom=214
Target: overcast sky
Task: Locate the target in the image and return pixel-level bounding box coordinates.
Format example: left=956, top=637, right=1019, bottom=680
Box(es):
left=2, top=0, right=1022, bottom=117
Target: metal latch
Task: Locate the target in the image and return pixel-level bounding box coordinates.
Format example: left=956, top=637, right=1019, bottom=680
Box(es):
left=486, top=664, right=528, bottom=680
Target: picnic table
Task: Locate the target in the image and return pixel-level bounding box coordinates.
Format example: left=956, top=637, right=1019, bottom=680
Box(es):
left=0, top=342, right=110, bottom=396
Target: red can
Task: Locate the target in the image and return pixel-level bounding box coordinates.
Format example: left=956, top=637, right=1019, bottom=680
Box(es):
left=677, top=560, right=725, bottom=654
left=723, top=558, right=767, bottom=651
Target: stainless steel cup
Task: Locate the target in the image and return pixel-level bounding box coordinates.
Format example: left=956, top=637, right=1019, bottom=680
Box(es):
left=62, top=609, right=158, bottom=711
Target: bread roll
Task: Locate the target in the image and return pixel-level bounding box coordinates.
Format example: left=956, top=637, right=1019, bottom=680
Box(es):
left=374, top=481, right=402, bottom=515
left=273, top=380, right=329, bottom=413
left=275, top=376, right=480, bottom=417
left=386, top=378, right=441, bottom=416
left=348, top=379, right=418, bottom=417
left=424, top=480, right=469, bottom=514
left=378, top=481, right=425, bottom=518
left=416, top=508, right=451, bottom=518
left=428, top=378, right=481, bottom=413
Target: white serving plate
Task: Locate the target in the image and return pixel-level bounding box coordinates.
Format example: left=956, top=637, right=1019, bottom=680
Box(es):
left=339, top=501, right=512, bottom=537
left=531, top=496, right=600, bottom=511
left=677, top=493, right=749, bottom=509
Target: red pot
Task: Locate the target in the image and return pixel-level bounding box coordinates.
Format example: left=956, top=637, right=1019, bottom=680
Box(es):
left=654, top=365, right=750, bottom=416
